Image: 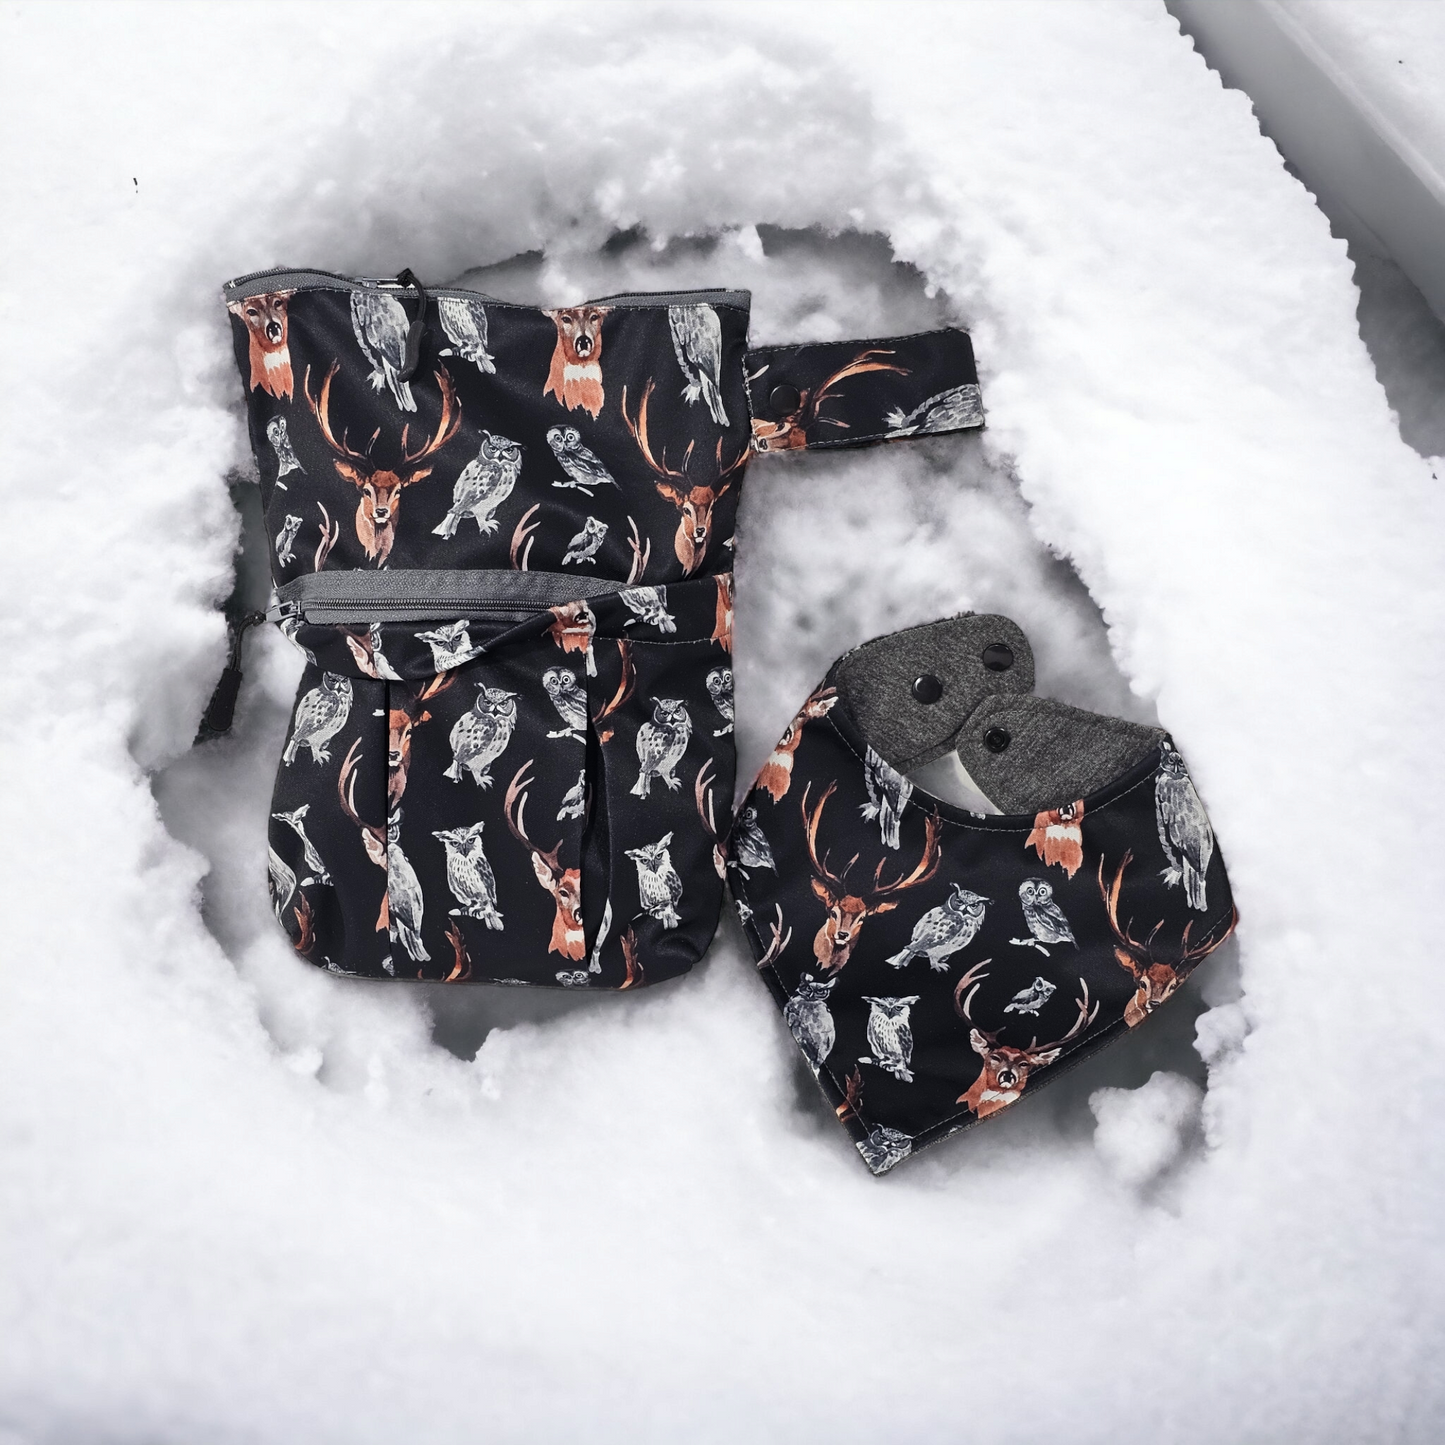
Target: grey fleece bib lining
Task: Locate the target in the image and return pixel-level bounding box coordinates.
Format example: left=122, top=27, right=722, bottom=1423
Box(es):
left=835, top=613, right=1162, bottom=816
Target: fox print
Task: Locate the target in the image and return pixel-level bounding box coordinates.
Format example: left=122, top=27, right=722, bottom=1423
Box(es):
left=543, top=306, right=610, bottom=418
left=1027, top=800, right=1085, bottom=878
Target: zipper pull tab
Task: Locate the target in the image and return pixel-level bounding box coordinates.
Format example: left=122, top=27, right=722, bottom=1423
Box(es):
left=396, top=268, right=429, bottom=382
left=195, top=608, right=267, bottom=743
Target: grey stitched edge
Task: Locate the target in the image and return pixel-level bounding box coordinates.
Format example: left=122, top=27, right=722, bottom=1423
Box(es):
left=955, top=695, right=1163, bottom=814
left=835, top=614, right=1035, bottom=773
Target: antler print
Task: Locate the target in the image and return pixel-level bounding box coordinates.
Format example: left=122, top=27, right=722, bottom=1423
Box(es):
left=801, top=780, right=941, bottom=974
left=590, top=639, right=636, bottom=743
left=504, top=761, right=585, bottom=961
left=510, top=502, right=541, bottom=570
left=622, top=379, right=747, bottom=575
left=751, top=348, right=910, bottom=452
left=1099, top=851, right=1237, bottom=1027
left=387, top=671, right=455, bottom=810
left=305, top=361, right=460, bottom=566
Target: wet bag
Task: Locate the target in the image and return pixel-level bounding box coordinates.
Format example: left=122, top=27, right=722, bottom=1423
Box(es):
left=724, top=614, right=1237, bottom=1172
left=222, top=268, right=984, bottom=986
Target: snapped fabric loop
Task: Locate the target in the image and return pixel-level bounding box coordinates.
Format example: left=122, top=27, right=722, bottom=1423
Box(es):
left=221, top=266, right=984, bottom=987
left=725, top=614, right=1237, bottom=1174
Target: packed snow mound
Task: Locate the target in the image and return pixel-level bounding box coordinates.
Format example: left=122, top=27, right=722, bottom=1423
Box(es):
left=3, top=3, right=1443, bottom=1442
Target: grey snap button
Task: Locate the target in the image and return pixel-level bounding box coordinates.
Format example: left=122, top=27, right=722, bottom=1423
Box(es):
left=769, top=382, right=801, bottom=415
left=984, top=727, right=1011, bottom=753
left=912, top=674, right=944, bottom=704
left=981, top=642, right=1015, bottom=672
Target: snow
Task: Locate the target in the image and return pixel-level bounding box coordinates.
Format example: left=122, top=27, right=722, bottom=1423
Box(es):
left=3, top=1, right=1444, bottom=1440
left=1281, top=0, right=1445, bottom=174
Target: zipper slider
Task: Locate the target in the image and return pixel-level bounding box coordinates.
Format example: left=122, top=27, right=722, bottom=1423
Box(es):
left=196, top=608, right=267, bottom=743
left=396, top=268, right=429, bottom=383
left=267, top=597, right=301, bottom=625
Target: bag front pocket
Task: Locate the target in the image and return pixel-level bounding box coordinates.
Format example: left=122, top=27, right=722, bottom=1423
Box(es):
left=388, top=643, right=592, bottom=984
left=588, top=635, right=737, bottom=987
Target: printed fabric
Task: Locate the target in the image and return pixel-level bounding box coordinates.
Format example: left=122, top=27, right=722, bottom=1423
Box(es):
left=724, top=619, right=1237, bottom=1173
left=224, top=269, right=983, bottom=986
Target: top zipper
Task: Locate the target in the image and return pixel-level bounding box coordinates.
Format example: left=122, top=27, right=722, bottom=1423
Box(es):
left=269, top=568, right=628, bottom=626
left=222, top=266, right=749, bottom=313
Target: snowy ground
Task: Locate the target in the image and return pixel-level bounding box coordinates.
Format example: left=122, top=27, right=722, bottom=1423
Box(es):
left=2, top=3, right=1443, bottom=1441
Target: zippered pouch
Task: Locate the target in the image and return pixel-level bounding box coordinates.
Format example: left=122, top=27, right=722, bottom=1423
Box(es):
left=224, top=268, right=985, bottom=985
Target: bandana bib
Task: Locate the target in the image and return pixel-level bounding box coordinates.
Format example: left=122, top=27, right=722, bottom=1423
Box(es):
left=725, top=614, right=1237, bottom=1172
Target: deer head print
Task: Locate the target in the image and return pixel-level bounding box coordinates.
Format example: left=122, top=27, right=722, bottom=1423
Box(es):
left=305, top=361, right=461, bottom=566
left=801, top=779, right=941, bottom=974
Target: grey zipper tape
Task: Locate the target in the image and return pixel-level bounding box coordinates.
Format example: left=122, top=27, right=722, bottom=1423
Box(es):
left=271, top=568, right=624, bottom=625
left=222, top=267, right=750, bottom=314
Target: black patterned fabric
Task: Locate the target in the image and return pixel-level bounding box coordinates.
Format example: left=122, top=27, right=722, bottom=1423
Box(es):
left=224, top=269, right=983, bottom=986
left=724, top=617, right=1236, bottom=1174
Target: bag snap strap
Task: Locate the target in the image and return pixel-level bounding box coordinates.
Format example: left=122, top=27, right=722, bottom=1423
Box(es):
left=745, top=327, right=982, bottom=454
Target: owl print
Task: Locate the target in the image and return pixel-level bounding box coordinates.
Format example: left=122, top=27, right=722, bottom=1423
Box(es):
left=1011, top=878, right=1077, bottom=955
left=562, top=516, right=608, bottom=566
left=366, top=623, right=403, bottom=682
left=437, top=295, right=496, bottom=374
left=385, top=811, right=429, bottom=961
left=728, top=805, right=775, bottom=877
left=1155, top=741, right=1214, bottom=911
left=784, top=973, right=836, bottom=1072
left=856, top=1125, right=914, bottom=1175
left=626, top=833, right=684, bottom=929
left=557, top=768, right=588, bottom=821
left=350, top=286, right=416, bottom=411
left=587, top=897, right=612, bottom=977
left=275, top=513, right=302, bottom=566
left=668, top=303, right=729, bottom=426
left=630, top=698, right=692, bottom=797
left=542, top=667, right=589, bottom=741
left=416, top=621, right=486, bottom=671
left=433, top=821, right=503, bottom=930
left=884, top=382, right=984, bottom=436
left=547, top=425, right=619, bottom=495
left=543, top=306, right=610, bottom=418
left=434, top=430, right=523, bottom=538
left=861, top=745, right=913, bottom=850
left=860, top=996, right=920, bottom=1083
left=886, top=885, right=988, bottom=971
left=705, top=667, right=734, bottom=736
left=267, top=844, right=298, bottom=917
left=271, top=804, right=331, bottom=886
left=619, top=586, right=676, bottom=634
left=282, top=672, right=353, bottom=765
left=1004, top=976, right=1057, bottom=1016
left=266, top=417, right=304, bottom=479
left=445, top=684, right=518, bottom=787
